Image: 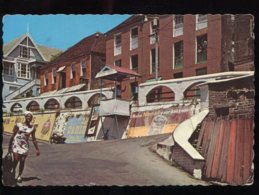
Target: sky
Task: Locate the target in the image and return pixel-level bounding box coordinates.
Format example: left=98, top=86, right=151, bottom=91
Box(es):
left=3, top=14, right=130, bottom=51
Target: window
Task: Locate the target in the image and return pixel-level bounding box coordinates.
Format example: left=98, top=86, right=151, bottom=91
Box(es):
left=71, top=64, right=76, bottom=79
left=19, top=46, right=30, bottom=58
left=196, top=34, right=207, bottom=64
left=44, top=71, right=48, bottom=86
left=115, top=59, right=122, bottom=67
left=114, top=34, right=122, bottom=56
left=52, top=68, right=56, bottom=84
left=17, top=63, right=30, bottom=79
left=80, top=60, right=86, bottom=78
left=150, top=18, right=159, bottom=44
left=196, top=67, right=207, bottom=76
left=174, top=72, right=183, bottom=78
left=3, top=63, right=14, bottom=76
left=196, top=14, right=208, bottom=30
left=174, top=41, right=184, bottom=68
left=130, top=27, right=138, bottom=50
left=173, top=15, right=184, bottom=37
left=130, top=82, right=138, bottom=101
left=150, top=48, right=159, bottom=74
left=130, top=54, right=138, bottom=70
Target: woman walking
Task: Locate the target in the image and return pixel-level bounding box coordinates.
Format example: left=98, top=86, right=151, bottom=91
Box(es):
left=8, top=111, right=40, bottom=182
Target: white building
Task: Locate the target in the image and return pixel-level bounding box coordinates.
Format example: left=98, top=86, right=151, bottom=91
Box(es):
left=2, top=34, right=62, bottom=101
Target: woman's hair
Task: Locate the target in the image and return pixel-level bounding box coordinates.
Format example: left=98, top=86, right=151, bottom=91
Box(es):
left=24, top=111, right=33, bottom=117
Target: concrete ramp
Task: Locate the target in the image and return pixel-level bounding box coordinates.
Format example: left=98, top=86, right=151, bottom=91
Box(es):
left=173, top=109, right=209, bottom=161
left=171, top=109, right=209, bottom=179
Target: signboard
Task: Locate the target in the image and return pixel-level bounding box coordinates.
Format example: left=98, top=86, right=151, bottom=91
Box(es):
left=3, top=113, right=56, bottom=141
left=85, top=106, right=99, bottom=136
left=59, top=112, right=89, bottom=143
left=126, top=106, right=192, bottom=138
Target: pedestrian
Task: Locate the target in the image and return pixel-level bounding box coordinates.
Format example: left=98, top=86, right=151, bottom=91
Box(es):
left=8, top=111, right=40, bottom=183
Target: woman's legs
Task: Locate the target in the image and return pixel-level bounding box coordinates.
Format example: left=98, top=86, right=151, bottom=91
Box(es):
left=18, top=155, right=27, bottom=178
left=12, top=153, right=27, bottom=181
left=12, top=153, right=20, bottom=175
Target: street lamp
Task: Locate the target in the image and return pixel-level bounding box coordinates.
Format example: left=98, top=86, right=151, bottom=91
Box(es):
left=144, top=15, right=159, bottom=81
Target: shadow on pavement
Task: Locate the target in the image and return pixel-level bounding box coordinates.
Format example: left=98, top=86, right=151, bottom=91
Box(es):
left=21, top=176, right=41, bottom=182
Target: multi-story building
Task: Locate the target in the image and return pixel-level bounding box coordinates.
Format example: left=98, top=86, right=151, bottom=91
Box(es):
left=39, top=32, right=106, bottom=95
left=2, top=34, right=62, bottom=101
left=105, top=14, right=254, bottom=100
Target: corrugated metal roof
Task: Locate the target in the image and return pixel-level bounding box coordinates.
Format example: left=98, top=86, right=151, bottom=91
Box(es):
left=197, top=73, right=254, bottom=86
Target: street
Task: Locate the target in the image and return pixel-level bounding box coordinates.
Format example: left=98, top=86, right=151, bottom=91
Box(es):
left=2, top=133, right=209, bottom=186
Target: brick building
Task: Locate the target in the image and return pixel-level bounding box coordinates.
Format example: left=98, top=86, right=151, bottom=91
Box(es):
left=196, top=74, right=254, bottom=184
left=40, top=32, right=106, bottom=94
left=105, top=14, right=254, bottom=100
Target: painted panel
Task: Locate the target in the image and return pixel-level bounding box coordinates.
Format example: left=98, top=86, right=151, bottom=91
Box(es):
left=3, top=113, right=56, bottom=141
left=52, top=111, right=89, bottom=143
left=126, top=105, right=192, bottom=138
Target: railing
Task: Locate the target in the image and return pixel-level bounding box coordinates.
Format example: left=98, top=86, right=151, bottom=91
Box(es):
left=5, top=79, right=40, bottom=101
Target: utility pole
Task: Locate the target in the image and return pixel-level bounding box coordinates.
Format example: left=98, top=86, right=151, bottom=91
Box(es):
left=151, top=18, right=159, bottom=81
left=144, top=16, right=159, bottom=81
left=155, top=26, right=159, bottom=81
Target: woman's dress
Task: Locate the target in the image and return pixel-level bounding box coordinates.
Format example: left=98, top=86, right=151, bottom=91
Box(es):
left=12, top=123, right=35, bottom=155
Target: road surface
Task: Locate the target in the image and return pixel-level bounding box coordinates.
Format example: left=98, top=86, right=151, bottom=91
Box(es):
left=2, top=133, right=209, bottom=186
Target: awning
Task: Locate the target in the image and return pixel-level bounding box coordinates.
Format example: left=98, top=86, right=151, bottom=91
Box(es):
left=64, top=84, right=86, bottom=93
left=95, top=64, right=141, bottom=81
left=57, top=66, right=66, bottom=72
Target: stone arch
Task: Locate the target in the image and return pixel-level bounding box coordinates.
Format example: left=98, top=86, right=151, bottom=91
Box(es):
left=146, top=85, right=175, bottom=103
left=183, top=81, right=205, bottom=100
left=3, top=104, right=7, bottom=113
left=44, top=98, right=60, bottom=110
left=64, top=96, right=83, bottom=109
left=26, top=101, right=40, bottom=112
left=11, top=103, right=22, bottom=113
left=88, top=93, right=107, bottom=107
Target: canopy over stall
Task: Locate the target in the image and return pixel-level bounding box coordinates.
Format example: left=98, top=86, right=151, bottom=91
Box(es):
left=94, top=64, right=141, bottom=139
left=95, top=64, right=141, bottom=81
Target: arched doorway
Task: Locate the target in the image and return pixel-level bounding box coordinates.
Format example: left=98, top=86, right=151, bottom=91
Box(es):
left=146, top=86, right=175, bottom=103
left=11, top=103, right=22, bottom=113
left=26, top=101, right=40, bottom=112
left=183, top=82, right=204, bottom=100
left=65, top=96, right=82, bottom=109
left=44, top=98, right=60, bottom=110
left=88, top=93, right=106, bottom=107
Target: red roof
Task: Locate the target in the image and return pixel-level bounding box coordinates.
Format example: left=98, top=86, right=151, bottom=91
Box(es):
left=106, top=64, right=140, bottom=77
left=47, top=33, right=106, bottom=66
left=96, top=64, right=141, bottom=81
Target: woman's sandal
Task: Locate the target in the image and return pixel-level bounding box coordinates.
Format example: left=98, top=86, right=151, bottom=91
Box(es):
left=17, top=176, right=22, bottom=182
